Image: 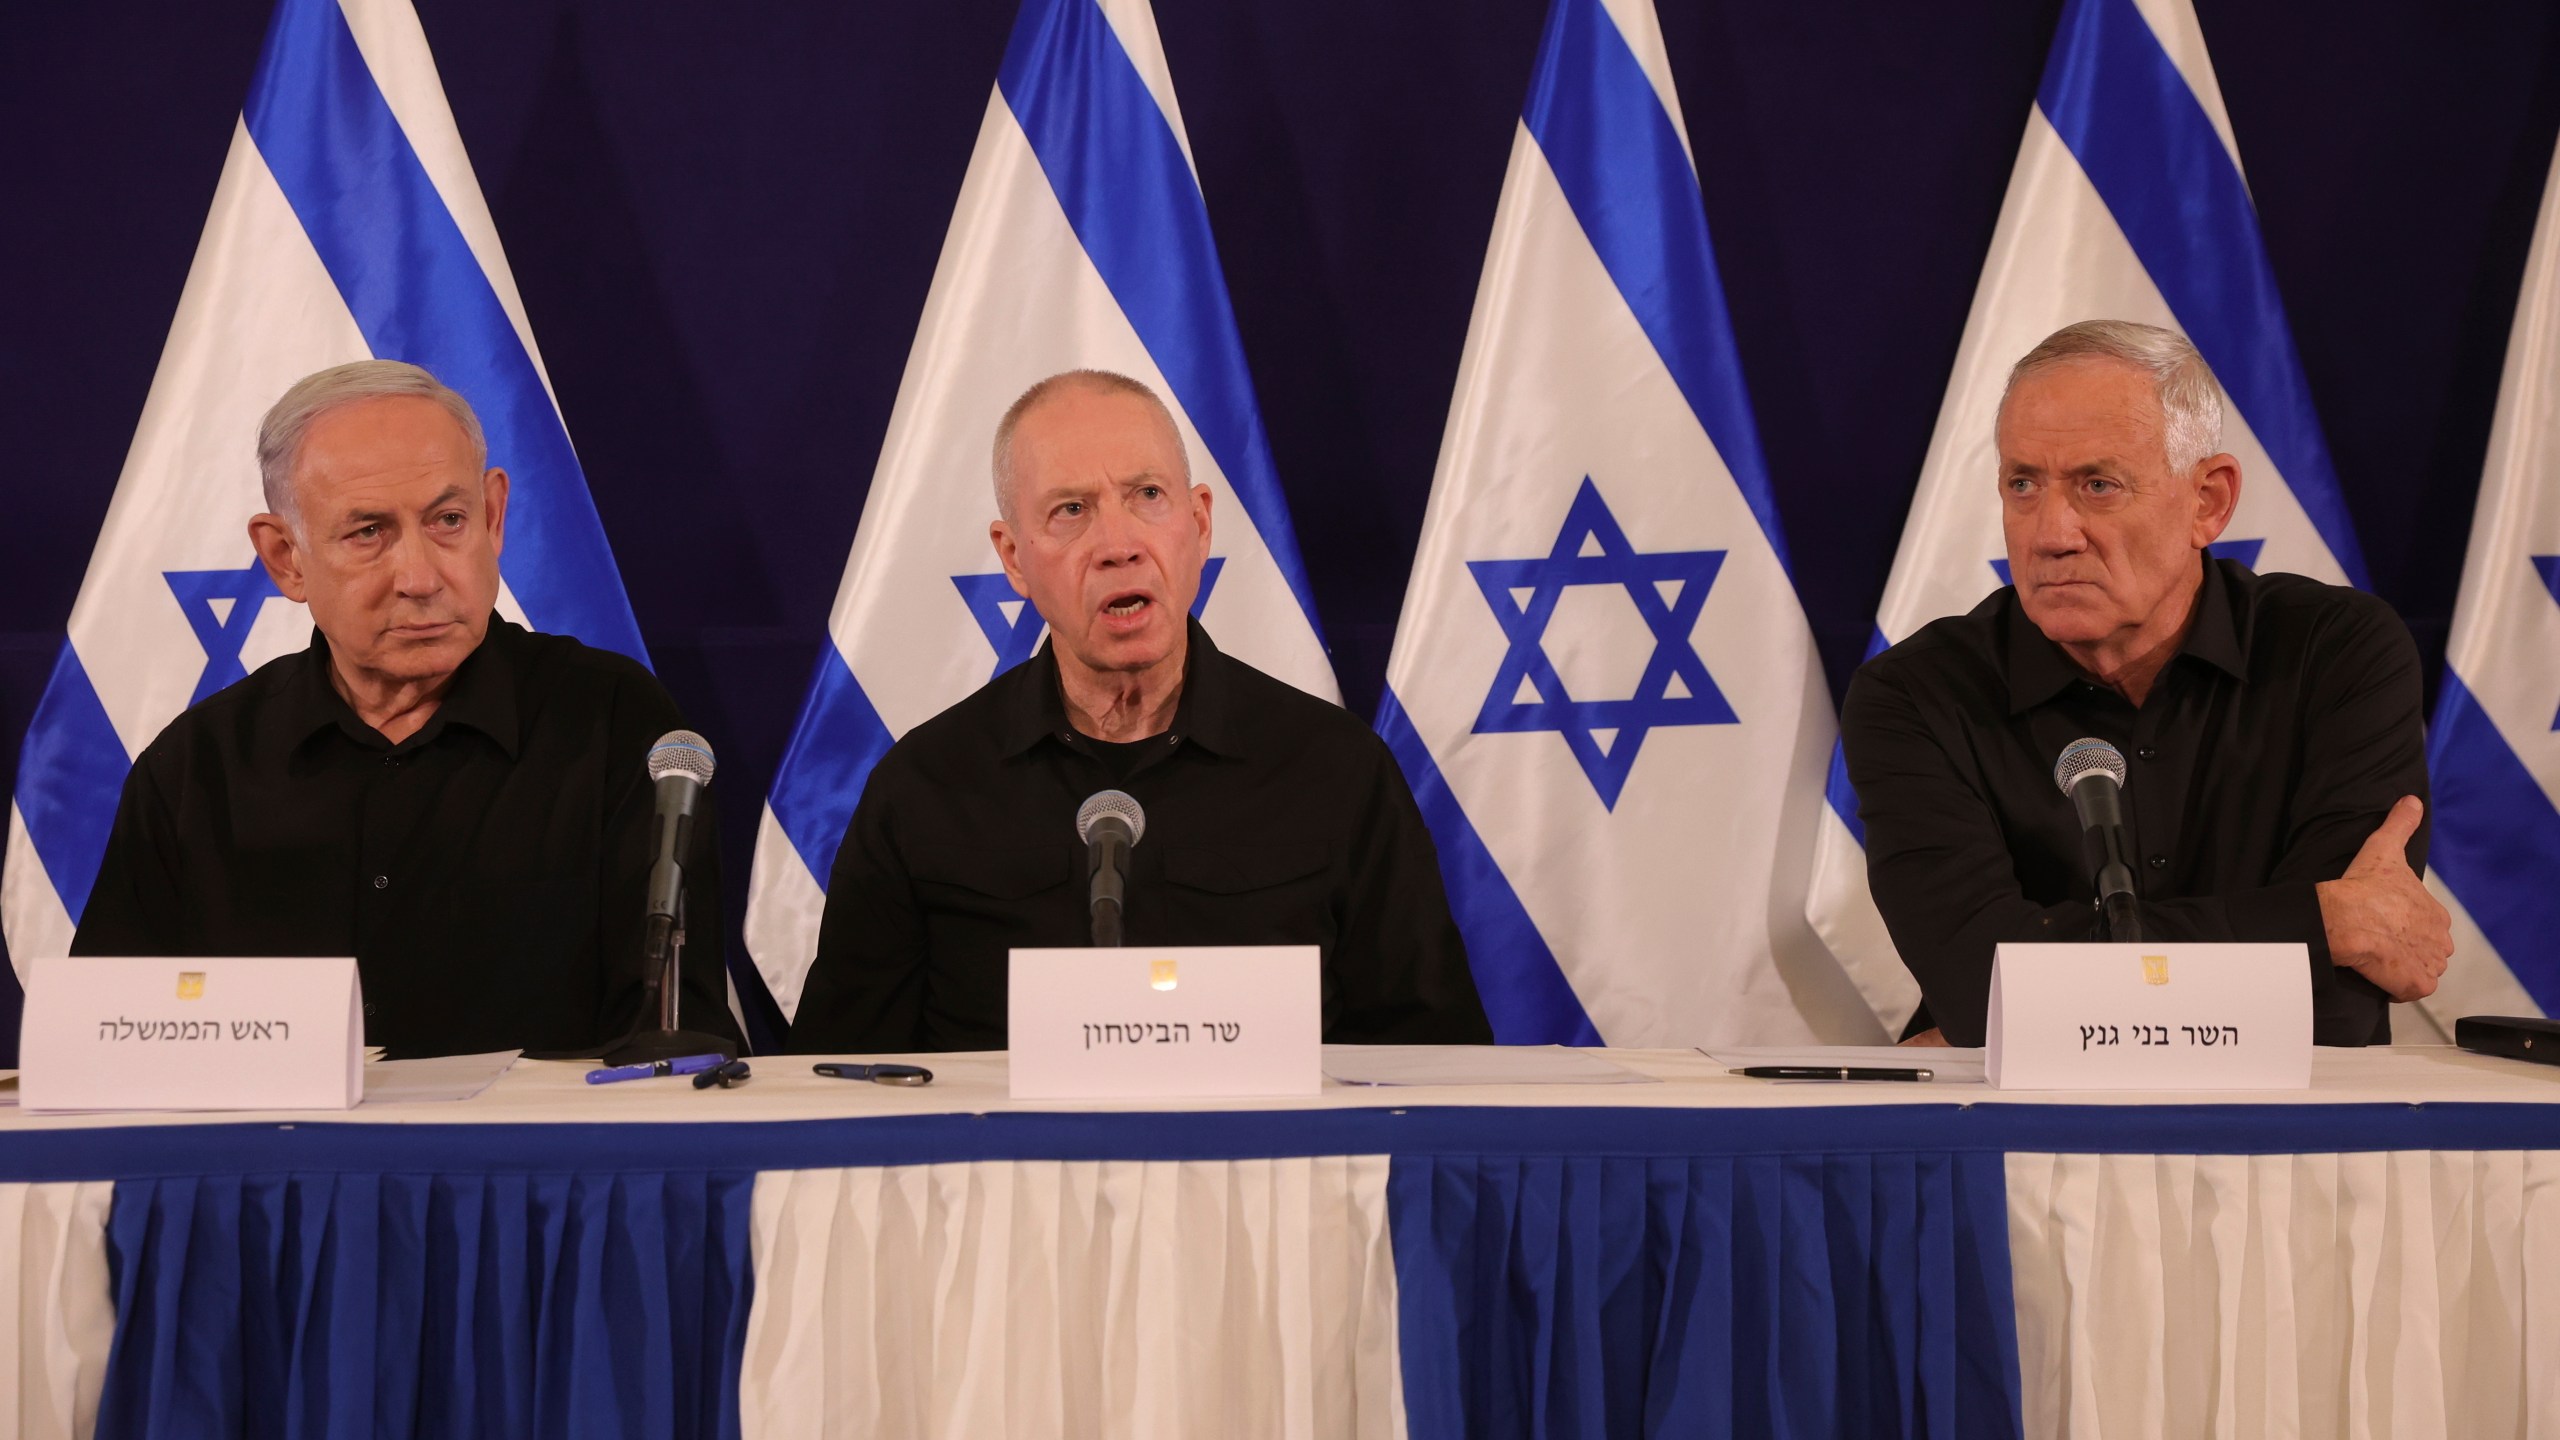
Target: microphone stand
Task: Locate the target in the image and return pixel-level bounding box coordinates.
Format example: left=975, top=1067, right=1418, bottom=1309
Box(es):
left=604, top=889, right=738, bottom=1065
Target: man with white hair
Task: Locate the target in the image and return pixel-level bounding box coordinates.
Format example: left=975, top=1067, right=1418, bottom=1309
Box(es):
left=1842, top=320, right=2451, bottom=1047
left=73, top=359, right=738, bottom=1058
left=788, top=368, right=1491, bottom=1053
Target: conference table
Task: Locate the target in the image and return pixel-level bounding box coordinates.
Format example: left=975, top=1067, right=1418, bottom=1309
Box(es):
left=2, top=1045, right=2556, bottom=1439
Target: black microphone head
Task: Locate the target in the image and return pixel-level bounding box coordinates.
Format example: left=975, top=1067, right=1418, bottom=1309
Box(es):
left=2052, top=737, right=2126, bottom=795
left=649, top=730, right=716, bottom=786
left=1077, top=789, right=1146, bottom=846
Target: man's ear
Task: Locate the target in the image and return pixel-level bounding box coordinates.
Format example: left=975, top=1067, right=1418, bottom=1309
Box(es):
left=247, top=513, right=309, bottom=603
left=989, top=519, right=1030, bottom=598
left=482, top=468, right=510, bottom=557
left=2191, top=453, right=2241, bottom=547
left=1190, top=482, right=1214, bottom=550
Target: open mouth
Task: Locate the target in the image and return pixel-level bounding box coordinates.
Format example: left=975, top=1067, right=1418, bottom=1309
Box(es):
left=1101, top=592, right=1151, bottom=619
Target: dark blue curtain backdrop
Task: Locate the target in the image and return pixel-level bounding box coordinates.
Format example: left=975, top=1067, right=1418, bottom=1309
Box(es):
left=4, top=2, right=2558, bottom=1047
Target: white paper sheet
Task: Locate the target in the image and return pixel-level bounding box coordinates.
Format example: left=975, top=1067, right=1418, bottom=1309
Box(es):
left=360, top=1050, right=520, bottom=1106
left=1703, top=1045, right=1987, bottom=1084
left=1321, top=1045, right=1653, bottom=1086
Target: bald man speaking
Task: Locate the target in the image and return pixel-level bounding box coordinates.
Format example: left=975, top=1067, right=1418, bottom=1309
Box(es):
left=788, top=369, right=1491, bottom=1054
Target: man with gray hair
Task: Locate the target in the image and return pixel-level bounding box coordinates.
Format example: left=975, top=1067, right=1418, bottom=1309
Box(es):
left=74, top=359, right=738, bottom=1058
left=788, top=368, right=1491, bottom=1052
left=1842, top=320, right=2449, bottom=1047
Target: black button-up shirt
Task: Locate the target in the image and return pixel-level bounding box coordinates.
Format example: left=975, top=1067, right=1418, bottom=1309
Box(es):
left=788, top=620, right=1493, bottom=1053
left=1841, top=560, right=2427, bottom=1047
left=73, top=617, right=738, bottom=1058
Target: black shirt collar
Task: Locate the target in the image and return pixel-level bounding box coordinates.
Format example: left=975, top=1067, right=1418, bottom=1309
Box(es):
left=997, top=616, right=1248, bottom=758
left=2004, top=557, right=2249, bottom=714
left=280, top=615, right=525, bottom=759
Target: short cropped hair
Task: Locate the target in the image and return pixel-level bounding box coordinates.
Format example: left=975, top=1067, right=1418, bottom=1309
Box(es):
left=990, top=369, right=1191, bottom=521
left=2000, top=320, right=2226, bottom=473
left=256, top=360, right=488, bottom=526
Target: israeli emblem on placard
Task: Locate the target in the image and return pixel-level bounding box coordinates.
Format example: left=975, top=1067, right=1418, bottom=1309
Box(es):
left=1151, top=958, right=1180, bottom=991
left=177, top=972, right=207, bottom=1000
left=2142, top=954, right=2171, bottom=986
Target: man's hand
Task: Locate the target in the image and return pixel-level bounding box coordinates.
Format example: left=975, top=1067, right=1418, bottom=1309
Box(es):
left=1900, top=1027, right=1951, bottom=1048
left=2316, top=795, right=2453, bottom=1002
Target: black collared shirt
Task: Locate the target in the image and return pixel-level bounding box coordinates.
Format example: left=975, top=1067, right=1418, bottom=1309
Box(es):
left=1841, top=560, right=2426, bottom=1047
left=73, top=617, right=738, bottom=1058
left=787, top=620, right=1494, bottom=1053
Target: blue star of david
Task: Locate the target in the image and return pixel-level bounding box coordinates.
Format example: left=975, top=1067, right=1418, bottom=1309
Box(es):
left=1467, top=477, right=1734, bottom=810
left=164, top=559, right=284, bottom=705
left=1989, top=537, right=2264, bottom=588
left=2535, top=555, right=2560, bottom=730
left=952, top=556, right=1226, bottom=679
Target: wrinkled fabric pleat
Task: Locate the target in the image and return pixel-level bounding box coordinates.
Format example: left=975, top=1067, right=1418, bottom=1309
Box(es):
left=98, top=1170, right=754, bottom=1439
left=0, top=1181, right=116, bottom=1440
left=740, top=1155, right=1404, bottom=1440
left=2006, top=1148, right=2560, bottom=1439
left=1388, top=1151, right=2022, bottom=1440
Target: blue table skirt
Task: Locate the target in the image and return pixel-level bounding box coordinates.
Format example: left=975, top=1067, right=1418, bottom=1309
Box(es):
left=7, top=1102, right=2558, bottom=1440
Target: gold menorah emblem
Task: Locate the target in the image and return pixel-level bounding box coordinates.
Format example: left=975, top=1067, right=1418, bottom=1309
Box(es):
left=1150, top=959, right=1180, bottom=991
left=2140, top=955, right=2170, bottom=987
left=176, top=972, right=206, bottom=1000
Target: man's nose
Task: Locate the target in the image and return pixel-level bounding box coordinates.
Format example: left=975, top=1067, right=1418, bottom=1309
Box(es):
left=1089, top=499, right=1145, bottom=564
left=392, top=529, right=445, bottom=596
left=2031, top=485, right=2087, bottom=553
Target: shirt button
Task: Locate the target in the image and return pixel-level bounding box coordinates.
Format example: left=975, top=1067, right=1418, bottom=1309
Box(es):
left=1166, top=734, right=1180, bottom=746
left=363, top=1002, right=378, bottom=1018
left=2137, top=747, right=2159, bottom=761
left=2147, top=855, right=2167, bottom=870
left=372, top=874, right=390, bottom=890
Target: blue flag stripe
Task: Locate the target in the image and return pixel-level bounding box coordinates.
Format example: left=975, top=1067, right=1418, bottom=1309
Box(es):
left=15, top=644, right=131, bottom=927
left=2037, top=0, right=2367, bottom=587
left=1378, top=686, right=1603, bottom=1045
left=242, top=0, right=648, bottom=663
left=1518, top=0, right=1791, bottom=575
left=2426, top=670, right=2560, bottom=1013
left=995, top=0, right=1328, bottom=640
left=769, top=651, right=897, bottom=887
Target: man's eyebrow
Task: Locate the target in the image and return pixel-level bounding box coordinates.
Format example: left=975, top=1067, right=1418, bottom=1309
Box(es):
left=418, top=484, right=470, bottom=511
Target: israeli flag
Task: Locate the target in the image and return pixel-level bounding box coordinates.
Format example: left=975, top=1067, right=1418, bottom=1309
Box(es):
left=1802, top=0, right=2368, bottom=1032
left=743, top=0, right=1337, bottom=1017
left=2417, top=132, right=2560, bottom=1027
left=1, top=0, right=646, bottom=973
left=1377, top=0, right=1876, bottom=1046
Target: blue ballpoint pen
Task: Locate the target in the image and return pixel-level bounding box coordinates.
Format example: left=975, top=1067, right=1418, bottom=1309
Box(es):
left=586, top=1052, right=730, bottom=1084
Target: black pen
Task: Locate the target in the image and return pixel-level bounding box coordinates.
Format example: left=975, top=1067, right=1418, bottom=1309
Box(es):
left=1732, top=1066, right=1933, bottom=1082
left=812, top=1062, right=934, bottom=1086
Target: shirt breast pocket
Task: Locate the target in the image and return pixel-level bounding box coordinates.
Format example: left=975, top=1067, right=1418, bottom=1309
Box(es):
left=907, top=844, right=1075, bottom=917
left=1160, top=842, right=1333, bottom=940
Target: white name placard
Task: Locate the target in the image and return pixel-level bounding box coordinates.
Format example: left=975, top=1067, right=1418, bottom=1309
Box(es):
left=1986, top=942, right=2312, bottom=1090
left=1008, top=945, right=1320, bottom=1100
left=17, top=956, right=363, bottom=1112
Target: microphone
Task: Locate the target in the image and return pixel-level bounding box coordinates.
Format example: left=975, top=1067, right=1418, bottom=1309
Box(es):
left=644, top=730, right=715, bottom=967
left=2053, top=737, right=2142, bottom=943
left=1077, top=790, right=1146, bottom=948
left=600, top=731, right=736, bottom=1066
